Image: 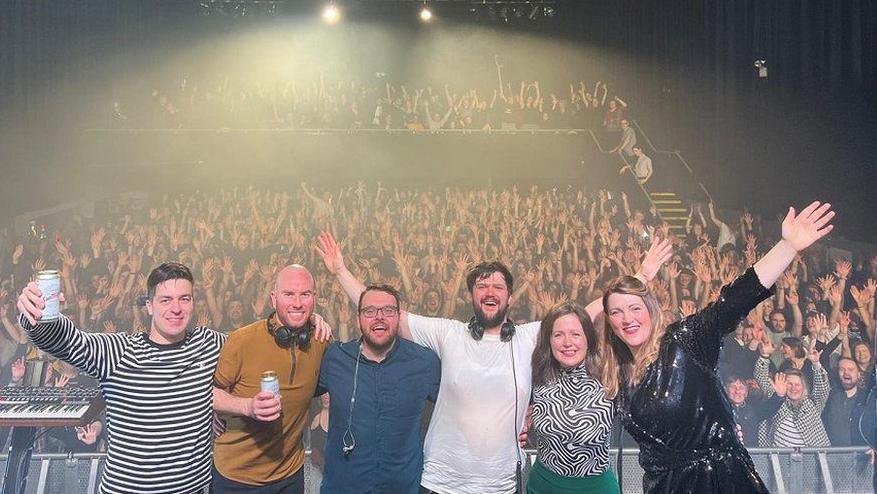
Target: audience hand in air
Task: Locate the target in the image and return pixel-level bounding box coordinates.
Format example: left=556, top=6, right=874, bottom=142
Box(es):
left=639, top=237, right=674, bottom=281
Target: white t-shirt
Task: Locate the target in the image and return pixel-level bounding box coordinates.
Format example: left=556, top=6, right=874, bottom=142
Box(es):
left=407, top=313, right=540, bottom=494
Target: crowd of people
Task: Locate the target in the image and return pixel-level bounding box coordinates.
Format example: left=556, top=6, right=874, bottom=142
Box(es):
left=110, top=59, right=630, bottom=131
left=0, top=182, right=874, bottom=463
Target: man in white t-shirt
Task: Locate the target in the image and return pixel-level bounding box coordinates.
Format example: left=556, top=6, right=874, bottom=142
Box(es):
left=317, top=232, right=534, bottom=493
left=315, top=232, right=672, bottom=494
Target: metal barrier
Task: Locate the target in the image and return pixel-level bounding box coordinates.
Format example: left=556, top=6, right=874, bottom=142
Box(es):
left=1, top=447, right=872, bottom=493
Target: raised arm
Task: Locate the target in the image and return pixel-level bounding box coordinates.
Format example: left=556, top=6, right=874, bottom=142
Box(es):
left=752, top=202, right=834, bottom=288
left=675, top=202, right=835, bottom=370
left=316, top=231, right=412, bottom=340
left=494, top=55, right=507, bottom=101
left=16, top=282, right=123, bottom=379
left=584, top=236, right=673, bottom=321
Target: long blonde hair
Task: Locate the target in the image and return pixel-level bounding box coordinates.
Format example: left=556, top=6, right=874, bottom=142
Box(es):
left=600, top=275, right=666, bottom=400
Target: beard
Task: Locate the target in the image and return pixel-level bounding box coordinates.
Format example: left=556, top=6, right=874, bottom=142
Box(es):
left=360, top=325, right=397, bottom=354
left=472, top=302, right=509, bottom=329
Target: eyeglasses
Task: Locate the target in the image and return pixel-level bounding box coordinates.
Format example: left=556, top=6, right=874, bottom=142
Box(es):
left=359, top=306, right=399, bottom=318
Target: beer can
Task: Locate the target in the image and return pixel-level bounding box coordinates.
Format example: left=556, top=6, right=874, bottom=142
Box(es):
left=36, top=270, right=61, bottom=322
left=260, top=371, right=280, bottom=396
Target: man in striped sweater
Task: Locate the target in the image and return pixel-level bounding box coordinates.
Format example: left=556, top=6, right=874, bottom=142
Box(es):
left=17, top=262, right=226, bottom=494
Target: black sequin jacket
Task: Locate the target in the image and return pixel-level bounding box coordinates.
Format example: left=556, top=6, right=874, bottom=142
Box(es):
left=619, top=267, right=773, bottom=494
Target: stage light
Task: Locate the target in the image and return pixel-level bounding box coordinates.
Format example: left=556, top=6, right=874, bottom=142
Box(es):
left=419, top=5, right=433, bottom=22
left=322, top=3, right=340, bottom=24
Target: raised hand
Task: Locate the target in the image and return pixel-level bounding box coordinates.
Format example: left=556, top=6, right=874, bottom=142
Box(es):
left=838, top=311, right=850, bottom=337
left=828, top=285, right=843, bottom=306
left=196, top=311, right=210, bottom=328
left=127, top=253, right=143, bottom=274
left=812, top=313, right=828, bottom=337
left=781, top=270, right=798, bottom=290
left=222, top=256, right=234, bottom=275
left=667, top=262, right=680, bottom=280
left=781, top=201, right=835, bottom=252
left=11, top=244, right=24, bottom=263
left=806, top=338, right=822, bottom=365
left=315, top=232, right=347, bottom=275
left=834, top=259, right=852, bottom=280
left=772, top=372, right=788, bottom=397
left=102, top=320, right=118, bottom=333
left=866, top=278, right=877, bottom=299
left=759, top=337, right=776, bottom=358
left=32, top=257, right=46, bottom=273
left=11, top=357, right=26, bottom=383
left=816, top=275, right=837, bottom=296
left=639, top=237, right=673, bottom=281
left=851, top=285, right=871, bottom=308
left=453, top=253, right=471, bottom=272
left=76, top=293, right=89, bottom=312
left=17, top=282, right=55, bottom=325
left=76, top=422, right=100, bottom=445
left=90, top=228, right=106, bottom=255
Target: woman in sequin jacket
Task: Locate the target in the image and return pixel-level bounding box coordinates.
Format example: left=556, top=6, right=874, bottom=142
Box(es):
left=599, top=201, right=835, bottom=493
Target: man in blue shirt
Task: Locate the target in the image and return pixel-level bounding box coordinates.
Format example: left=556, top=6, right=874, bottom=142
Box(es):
left=317, top=284, right=440, bottom=494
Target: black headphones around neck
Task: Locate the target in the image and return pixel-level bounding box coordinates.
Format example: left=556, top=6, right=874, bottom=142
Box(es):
left=468, top=316, right=516, bottom=342
left=267, top=312, right=312, bottom=350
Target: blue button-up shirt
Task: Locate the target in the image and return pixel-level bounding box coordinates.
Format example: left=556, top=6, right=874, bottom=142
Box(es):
left=317, top=338, right=440, bottom=493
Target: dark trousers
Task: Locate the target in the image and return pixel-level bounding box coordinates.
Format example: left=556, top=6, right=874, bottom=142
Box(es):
left=211, top=465, right=304, bottom=494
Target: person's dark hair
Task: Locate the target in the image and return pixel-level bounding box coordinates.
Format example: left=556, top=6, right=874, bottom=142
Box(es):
left=358, top=284, right=401, bottom=311
left=147, top=262, right=194, bottom=299
left=724, top=375, right=745, bottom=387
left=466, top=261, right=514, bottom=294
left=781, top=337, right=806, bottom=358
left=532, top=302, right=599, bottom=387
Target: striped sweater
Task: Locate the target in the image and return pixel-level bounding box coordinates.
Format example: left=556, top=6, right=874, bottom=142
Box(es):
left=20, top=314, right=226, bottom=494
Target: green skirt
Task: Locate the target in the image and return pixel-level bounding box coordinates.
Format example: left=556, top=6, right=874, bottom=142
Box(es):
left=526, top=460, right=620, bottom=494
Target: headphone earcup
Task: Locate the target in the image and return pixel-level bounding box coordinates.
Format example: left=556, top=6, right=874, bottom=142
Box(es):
left=500, top=320, right=516, bottom=342
left=468, top=317, right=484, bottom=341
left=274, top=326, right=294, bottom=348
left=295, top=328, right=311, bottom=349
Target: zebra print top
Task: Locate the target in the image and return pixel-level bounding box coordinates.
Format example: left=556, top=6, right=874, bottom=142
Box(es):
left=531, top=364, right=614, bottom=477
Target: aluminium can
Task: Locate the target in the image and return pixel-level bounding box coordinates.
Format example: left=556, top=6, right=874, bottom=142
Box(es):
left=36, top=270, right=61, bottom=322
left=260, top=370, right=280, bottom=396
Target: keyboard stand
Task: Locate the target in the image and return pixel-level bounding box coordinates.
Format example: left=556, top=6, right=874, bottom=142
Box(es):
left=2, top=426, right=36, bottom=494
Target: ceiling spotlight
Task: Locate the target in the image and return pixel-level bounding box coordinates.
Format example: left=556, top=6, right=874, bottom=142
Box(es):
left=419, top=5, right=433, bottom=22
left=322, top=3, right=340, bottom=24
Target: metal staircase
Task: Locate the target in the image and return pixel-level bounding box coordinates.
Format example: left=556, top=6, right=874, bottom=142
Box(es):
left=648, top=191, right=688, bottom=234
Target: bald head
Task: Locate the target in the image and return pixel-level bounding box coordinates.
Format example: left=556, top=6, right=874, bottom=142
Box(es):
left=274, top=264, right=315, bottom=292
left=271, top=264, right=316, bottom=329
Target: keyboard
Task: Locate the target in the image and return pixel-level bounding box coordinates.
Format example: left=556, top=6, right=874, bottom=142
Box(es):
left=0, top=387, right=105, bottom=427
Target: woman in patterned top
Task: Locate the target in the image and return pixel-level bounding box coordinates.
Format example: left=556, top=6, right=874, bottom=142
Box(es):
left=528, top=303, right=619, bottom=493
